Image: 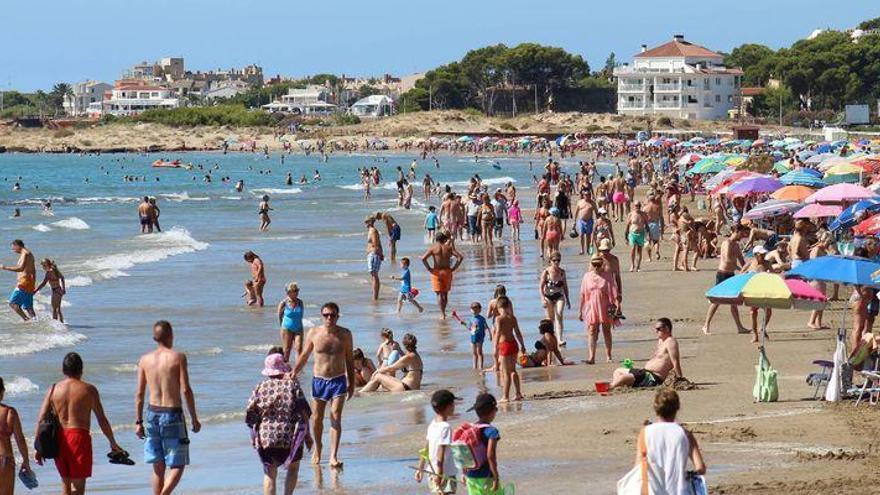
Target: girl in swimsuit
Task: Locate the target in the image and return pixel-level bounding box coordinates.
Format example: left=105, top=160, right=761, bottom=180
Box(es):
left=258, top=195, right=272, bottom=232
left=540, top=254, right=571, bottom=347
left=359, top=334, right=423, bottom=392
left=351, top=348, right=377, bottom=387
left=507, top=200, right=522, bottom=240
left=0, top=377, right=32, bottom=494
left=35, top=258, right=66, bottom=323
left=276, top=282, right=305, bottom=361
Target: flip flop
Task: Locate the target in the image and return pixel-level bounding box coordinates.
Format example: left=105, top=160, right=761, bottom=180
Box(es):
left=108, top=450, right=136, bottom=466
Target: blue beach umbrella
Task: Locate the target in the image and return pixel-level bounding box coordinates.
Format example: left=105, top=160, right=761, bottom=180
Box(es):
left=789, top=255, right=880, bottom=287
left=829, top=198, right=880, bottom=231
left=779, top=170, right=826, bottom=188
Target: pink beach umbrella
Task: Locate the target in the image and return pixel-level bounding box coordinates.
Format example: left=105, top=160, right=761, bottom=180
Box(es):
left=805, top=183, right=876, bottom=204
left=793, top=203, right=843, bottom=218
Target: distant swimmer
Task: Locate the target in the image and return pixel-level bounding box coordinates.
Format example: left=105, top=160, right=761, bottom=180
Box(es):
left=285, top=172, right=293, bottom=186
left=299, top=175, right=308, bottom=184
left=12, top=208, right=20, bottom=218
left=42, top=201, right=54, bottom=216
left=12, top=182, right=20, bottom=191
left=1, top=239, right=37, bottom=321
left=138, top=197, right=156, bottom=234
left=149, top=198, right=161, bottom=233
left=244, top=251, right=266, bottom=307
left=235, top=180, right=244, bottom=193
left=313, top=170, right=321, bottom=181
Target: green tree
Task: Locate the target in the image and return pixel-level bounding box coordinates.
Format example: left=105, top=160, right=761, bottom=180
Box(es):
left=725, top=44, right=776, bottom=86
left=460, top=44, right=508, bottom=114
left=502, top=43, right=589, bottom=111
left=750, top=85, right=795, bottom=119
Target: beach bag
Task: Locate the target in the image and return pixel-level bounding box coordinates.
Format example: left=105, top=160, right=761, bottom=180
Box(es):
left=451, top=422, right=488, bottom=471
left=617, top=428, right=669, bottom=495
left=688, top=472, right=708, bottom=495
left=753, top=348, right=778, bottom=403
left=34, top=384, right=60, bottom=459
left=825, top=330, right=847, bottom=402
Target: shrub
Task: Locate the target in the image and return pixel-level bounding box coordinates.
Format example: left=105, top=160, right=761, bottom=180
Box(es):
left=133, top=105, right=273, bottom=127
left=497, top=121, right=517, bottom=131
left=333, top=113, right=361, bottom=126
left=585, top=124, right=601, bottom=132
left=53, top=129, right=74, bottom=138
left=463, top=108, right=483, bottom=118
left=79, top=139, right=92, bottom=147
left=657, top=117, right=672, bottom=126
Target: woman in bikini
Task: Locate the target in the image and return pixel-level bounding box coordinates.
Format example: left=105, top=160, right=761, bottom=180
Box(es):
left=35, top=258, right=66, bottom=323
left=359, top=334, right=423, bottom=392
left=258, top=195, right=272, bottom=232
left=478, top=195, right=496, bottom=246
left=540, top=253, right=571, bottom=346
left=0, top=377, right=32, bottom=494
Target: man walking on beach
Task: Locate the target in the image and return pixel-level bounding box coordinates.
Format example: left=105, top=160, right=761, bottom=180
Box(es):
left=138, top=197, right=156, bottom=234
left=624, top=202, right=648, bottom=272
left=365, top=216, right=384, bottom=300
left=2, top=239, right=36, bottom=321
left=35, top=352, right=126, bottom=495
left=293, top=302, right=355, bottom=468
left=573, top=189, right=596, bottom=255
left=702, top=224, right=749, bottom=335
left=421, top=231, right=464, bottom=320
left=135, top=321, right=201, bottom=495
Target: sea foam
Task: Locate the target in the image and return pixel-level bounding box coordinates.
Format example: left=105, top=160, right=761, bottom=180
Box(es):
left=51, top=217, right=90, bottom=230
left=80, top=226, right=209, bottom=280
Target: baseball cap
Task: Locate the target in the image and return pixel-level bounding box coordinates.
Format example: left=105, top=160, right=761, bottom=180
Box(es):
left=598, top=238, right=612, bottom=251
left=752, top=245, right=768, bottom=255
left=431, top=389, right=463, bottom=410
left=467, top=392, right=498, bottom=413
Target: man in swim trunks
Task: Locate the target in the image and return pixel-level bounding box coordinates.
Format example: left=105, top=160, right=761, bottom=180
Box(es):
left=243, top=251, right=266, bottom=307
left=421, top=231, right=464, bottom=320
left=2, top=239, right=36, bottom=321
left=293, top=302, right=354, bottom=468
left=572, top=189, right=596, bottom=255
left=365, top=216, right=384, bottom=301
left=36, top=352, right=125, bottom=494
left=624, top=202, right=648, bottom=272
left=375, top=212, right=401, bottom=261
left=136, top=321, right=201, bottom=495
left=138, top=196, right=155, bottom=234
left=644, top=194, right=664, bottom=261
left=610, top=317, right=682, bottom=389
left=702, top=224, right=749, bottom=335
left=611, top=172, right=627, bottom=222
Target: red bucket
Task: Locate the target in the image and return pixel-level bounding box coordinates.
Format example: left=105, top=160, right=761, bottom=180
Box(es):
left=594, top=381, right=610, bottom=396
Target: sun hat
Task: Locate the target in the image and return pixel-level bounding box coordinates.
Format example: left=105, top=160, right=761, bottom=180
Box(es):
left=261, top=354, right=291, bottom=377
left=598, top=238, right=613, bottom=251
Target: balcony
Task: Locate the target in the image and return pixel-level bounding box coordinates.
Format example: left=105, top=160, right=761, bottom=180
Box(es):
left=654, top=83, right=682, bottom=92
left=618, top=101, right=646, bottom=110
left=655, top=101, right=681, bottom=109
left=618, top=83, right=645, bottom=92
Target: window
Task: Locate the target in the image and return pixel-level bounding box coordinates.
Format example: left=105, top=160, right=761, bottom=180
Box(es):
left=688, top=96, right=698, bottom=104
left=715, top=95, right=721, bottom=103
left=715, top=77, right=721, bottom=85
left=703, top=79, right=710, bottom=90
left=152, top=92, right=159, bottom=98
left=728, top=95, right=734, bottom=103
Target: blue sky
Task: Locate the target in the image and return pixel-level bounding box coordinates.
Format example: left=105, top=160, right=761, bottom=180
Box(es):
left=0, top=0, right=875, bottom=91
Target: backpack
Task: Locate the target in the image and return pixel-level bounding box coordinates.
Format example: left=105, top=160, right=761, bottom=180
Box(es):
left=451, top=422, right=488, bottom=472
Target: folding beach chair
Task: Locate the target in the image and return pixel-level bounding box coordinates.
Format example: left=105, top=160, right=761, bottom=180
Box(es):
left=806, top=360, right=833, bottom=399
left=852, top=353, right=880, bottom=406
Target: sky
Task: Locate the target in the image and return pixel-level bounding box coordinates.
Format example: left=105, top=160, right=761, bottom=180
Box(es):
left=0, top=0, right=876, bottom=92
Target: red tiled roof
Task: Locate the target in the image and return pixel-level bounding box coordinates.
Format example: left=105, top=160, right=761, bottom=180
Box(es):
left=636, top=39, right=722, bottom=59
left=741, top=87, right=766, bottom=97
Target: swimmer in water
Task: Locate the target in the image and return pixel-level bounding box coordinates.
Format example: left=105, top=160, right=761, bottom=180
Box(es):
left=235, top=180, right=244, bottom=192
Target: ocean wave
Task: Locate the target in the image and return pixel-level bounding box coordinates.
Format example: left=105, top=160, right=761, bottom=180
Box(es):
left=66, top=276, right=93, bottom=287
left=323, top=272, right=349, bottom=279
left=77, top=196, right=139, bottom=204
left=444, top=176, right=516, bottom=188
left=33, top=224, right=52, bottom=232
left=51, top=217, right=90, bottom=230
left=110, top=363, right=138, bottom=373
left=251, top=188, right=303, bottom=195
left=301, top=318, right=316, bottom=328
left=234, top=344, right=272, bottom=353
left=159, top=192, right=210, bottom=202
left=5, top=376, right=39, bottom=396
left=221, top=196, right=243, bottom=200
left=338, top=183, right=366, bottom=190
left=78, top=226, right=209, bottom=280
left=0, top=322, right=87, bottom=357
left=191, top=346, right=223, bottom=356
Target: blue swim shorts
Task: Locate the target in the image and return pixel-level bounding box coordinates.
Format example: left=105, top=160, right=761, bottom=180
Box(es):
left=312, top=375, right=348, bottom=402
left=578, top=218, right=594, bottom=236
left=8, top=288, right=33, bottom=310
left=367, top=253, right=382, bottom=274
left=390, top=224, right=401, bottom=241
left=144, top=406, right=190, bottom=467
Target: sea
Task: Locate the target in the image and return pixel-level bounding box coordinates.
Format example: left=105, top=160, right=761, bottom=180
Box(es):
left=0, top=151, right=625, bottom=494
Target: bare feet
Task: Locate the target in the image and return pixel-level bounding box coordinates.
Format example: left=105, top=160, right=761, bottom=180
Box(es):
left=701, top=326, right=711, bottom=335
left=513, top=394, right=523, bottom=401
left=329, top=459, right=343, bottom=469
left=311, top=451, right=321, bottom=465
left=498, top=397, right=509, bottom=404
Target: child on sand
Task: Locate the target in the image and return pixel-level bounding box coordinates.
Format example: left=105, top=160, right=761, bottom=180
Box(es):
left=390, top=257, right=424, bottom=313
left=493, top=296, right=526, bottom=402
left=507, top=199, right=522, bottom=240
left=35, top=258, right=66, bottom=323
left=415, top=390, right=459, bottom=494
left=375, top=328, right=402, bottom=375
left=462, top=302, right=489, bottom=369
left=461, top=393, right=503, bottom=494
left=521, top=320, right=572, bottom=367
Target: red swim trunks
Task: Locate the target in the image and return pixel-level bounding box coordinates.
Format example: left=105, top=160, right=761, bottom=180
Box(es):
left=498, top=341, right=519, bottom=357
left=55, top=427, right=93, bottom=479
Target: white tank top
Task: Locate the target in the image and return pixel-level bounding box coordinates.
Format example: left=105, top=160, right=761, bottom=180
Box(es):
left=645, top=422, right=690, bottom=495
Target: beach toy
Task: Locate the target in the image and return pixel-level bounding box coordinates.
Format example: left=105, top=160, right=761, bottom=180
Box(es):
left=594, top=381, right=610, bottom=396
left=518, top=354, right=529, bottom=367
left=384, top=350, right=401, bottom=366
left=18, top=466, right=38, bottom=489
left=622, top=358, right=634, bottom=370
left=410, top=288, right=420, bottom=298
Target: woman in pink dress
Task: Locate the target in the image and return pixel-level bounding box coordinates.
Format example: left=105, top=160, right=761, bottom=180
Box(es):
left=578, top=253, right=619, bottom=364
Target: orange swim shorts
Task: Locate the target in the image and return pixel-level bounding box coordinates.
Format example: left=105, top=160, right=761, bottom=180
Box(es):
left=431, top=268, right=453, bottom=293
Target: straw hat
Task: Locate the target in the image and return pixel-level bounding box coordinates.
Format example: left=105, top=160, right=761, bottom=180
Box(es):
left=598, top=238, right=613, bottom=252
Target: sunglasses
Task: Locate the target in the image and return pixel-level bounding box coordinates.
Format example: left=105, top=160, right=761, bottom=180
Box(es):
left=322, top=312, right=338, bottom=319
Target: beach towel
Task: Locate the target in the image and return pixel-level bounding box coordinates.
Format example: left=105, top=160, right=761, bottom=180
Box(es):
left=753, top=347, right=778, bottom=403
left=616, top=429, right=669, bottom=495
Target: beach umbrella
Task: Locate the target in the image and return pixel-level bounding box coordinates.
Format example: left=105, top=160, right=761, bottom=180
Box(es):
left=829, top=199, right=880, bottom=231
left=724, top=155, right=748, bottom=167
left=676, top=153, right=704, bottom=167
left=751, top=139, right=767, bottom=148
left=703, top=168, right=744, bottom=191
left=824, top=162, right=864, bottom=184
left=708, top=171, right=762, bottom=195
left=771, top=185, right=816, bottom=202
left=798, top=150, right=816, bottom=161
left=793, top=203, right=843, bottom=218
left=852, top=214, right=880, bottom=235
left=706, top=272, right=827, bottom=310
left=772, top=160, right=793, bottom=174
left=727, top=176, right=784, bottom=195
left=805, top=183, right=877, bottom=204
left=806, top=153, right=833, bottom=165
left=686, top=158, right=726, bottom=176
left=789, top=255, right=880, bottom=287
left=744, top=199, right=803, bottom=220
left=456, top=136, right=474, bottom=143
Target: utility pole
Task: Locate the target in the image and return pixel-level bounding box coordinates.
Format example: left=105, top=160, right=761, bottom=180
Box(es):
left=534, top=84, right=538, bottom=114
left=428, top=84, right=433, bottom=111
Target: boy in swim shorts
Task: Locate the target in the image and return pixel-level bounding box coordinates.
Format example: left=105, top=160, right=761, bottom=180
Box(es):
left=466, top=302, right=489, bottom=370
left=390, top=258, right=424, bottom=314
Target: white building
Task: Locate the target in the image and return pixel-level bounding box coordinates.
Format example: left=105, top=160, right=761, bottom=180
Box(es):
left=350, top=94, right=394, bottom=118
left=103, top=81, right=180, bottom=116
left=614, top=35, right=743, bottom=120
left=63, top=81, right=112, bottom=117
left=262, top=85, right=337, bottom=115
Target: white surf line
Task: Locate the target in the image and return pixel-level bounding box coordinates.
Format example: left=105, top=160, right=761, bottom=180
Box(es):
left=691, top=407, right=820, bottom=425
